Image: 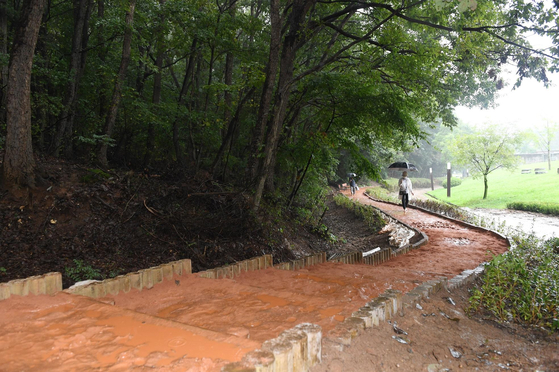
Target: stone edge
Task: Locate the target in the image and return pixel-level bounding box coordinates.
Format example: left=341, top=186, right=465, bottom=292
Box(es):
left=322, top=262, right=486, bottom=352
left=0, top=272, right=62, bottom=301
left=363, top=192, right=511, bottom=248
left=221, top=323, right=323, bottom=372
left=62, top=258, right=193, bottom=298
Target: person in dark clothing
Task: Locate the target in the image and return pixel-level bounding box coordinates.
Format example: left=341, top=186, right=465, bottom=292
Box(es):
left=349, top=178, right=357, bottom=195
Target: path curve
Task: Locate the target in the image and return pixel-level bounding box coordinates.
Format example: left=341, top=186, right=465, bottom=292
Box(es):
left=0, top=190, right=510, bottom=372
left=350, top=188, right=509, bottom=277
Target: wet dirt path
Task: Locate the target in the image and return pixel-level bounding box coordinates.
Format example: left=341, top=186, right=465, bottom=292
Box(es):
left=350, top=189, right=509, bottom=276
left=0, top=190, right=509, bottom=372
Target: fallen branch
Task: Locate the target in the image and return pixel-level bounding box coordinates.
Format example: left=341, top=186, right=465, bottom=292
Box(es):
left=187, top=191, right=239, bottom=197
left=95, top=195, right=117, bottom=211
left=140, top=225, right=175, bottom=245
left=143, top=199, right=163, bottom=217
left=120, top=193, right=136, bottom=222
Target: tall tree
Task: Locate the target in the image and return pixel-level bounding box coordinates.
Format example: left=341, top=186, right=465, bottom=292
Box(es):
left=253, top=0, right=317, bottom=210
left=96, top=0, right=136, bottom=167
left=531, top=121, right=559, bottom=171
left=143, top=0, right=166, bottom=169
left=2, top=0, right=46, bottom=195
left=246, top=0, right=281, bottom=182
left=50, top=0, right=93, bottom=157
left=0, top=0, right=8, bottom=116
left=449, top=125, right=522, bottom=199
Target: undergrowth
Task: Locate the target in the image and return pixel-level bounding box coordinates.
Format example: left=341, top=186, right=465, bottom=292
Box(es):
left=333, top=194, right=386, bottom=231
left=467, top=236, right=559, bottom=331
left=382, top=177, right=434, bottom=192
left=507, top=201, right=559, bottom=217
left=64, top=259, right=102, bottom=283
left=442, top=177, right=462, bottom=189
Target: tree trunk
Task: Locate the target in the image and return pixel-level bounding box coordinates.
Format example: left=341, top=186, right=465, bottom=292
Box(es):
left=246, top=0, right=281, bottom=181
left=96, top=0, right=136, bottom=167
left=210, top=87, right=255, bottom=177
left=252, top=0, right=317, bottom=210
left=2, top=0, right=46, bottom=194
left=96, top=0, right=108, bottom=121
left=172, top=37, right=197, bottom=167
left=143, top=0, right=166, bottom=169
left=0, top=0, right=8, bottom=118
left=483, top=174, right=488, bottom=199
left=51, top=0, right=92, bottom=157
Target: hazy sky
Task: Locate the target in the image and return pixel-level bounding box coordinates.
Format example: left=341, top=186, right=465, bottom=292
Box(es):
left=454, top=70, right=559, bottom=132
left=454, top=27, right=559, bottom=133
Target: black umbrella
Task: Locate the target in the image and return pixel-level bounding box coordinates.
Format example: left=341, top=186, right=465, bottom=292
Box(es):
left=347, top=172, right=357, bottom=178
left=387, top=162, right=418, bottom=172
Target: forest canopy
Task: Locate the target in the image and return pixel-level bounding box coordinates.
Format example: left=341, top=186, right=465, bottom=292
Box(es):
left=0, top=0, right=558, bottom=209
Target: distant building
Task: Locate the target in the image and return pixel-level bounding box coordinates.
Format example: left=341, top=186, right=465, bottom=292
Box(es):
left=515, top=150, right=559, bottom=164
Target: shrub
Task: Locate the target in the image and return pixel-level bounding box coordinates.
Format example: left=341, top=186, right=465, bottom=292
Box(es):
left=80, top=168, right=111, bottom=183
left=468, top=235, right=559, bottom=331
left=441, top=177, right=462, bottom=189
left=411, top=178, right=434, bottom=188
left=410, top=198, right=470, bottom=220
left=65, top=259, right=102, bottom=282
left=333, top=194, right=386, bottom=231
left=382, top=177, right=433, bottom=192
left=507, top=201, right=559, bottom=217
left=366, top=187, right=399, bottom=203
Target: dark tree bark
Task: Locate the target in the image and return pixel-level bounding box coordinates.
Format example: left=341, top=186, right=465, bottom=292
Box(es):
left=96, top=0, right=109, bottom=121
left=172, top=37, right=198, bottom=167
left=253, top=0, right=317, bottom=210
left=246, top=0, right=281, bottom=181
left=50, top=0, right=92, bottom=157
left=143, top=0, right=166, bottom=169
left=2, top=0, right=46, bottom=195
left=210, top=87, right=255, bottom=177
left=96, top=0, right=136, bottom=167
left=0, top=0, right=8, bottom=117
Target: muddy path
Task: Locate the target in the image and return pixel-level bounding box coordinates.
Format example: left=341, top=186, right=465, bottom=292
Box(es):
left=415, top=186, right=559, bottom=239
left=312, top=189, right=559, bottom=372
left=350, top=189, right=508, bottom=276
left=0, top=188, right=522, bottom=372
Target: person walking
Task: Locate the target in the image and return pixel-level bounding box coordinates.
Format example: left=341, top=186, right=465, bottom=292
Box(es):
left=398, top=171, right=414, bottom=213
left=349, top=177, right=358, bottom=195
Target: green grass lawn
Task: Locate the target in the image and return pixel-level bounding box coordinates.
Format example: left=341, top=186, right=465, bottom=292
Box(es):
left=427, top=160, right=559, bottom=209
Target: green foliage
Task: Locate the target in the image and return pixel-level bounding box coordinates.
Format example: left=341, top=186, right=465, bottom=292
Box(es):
left=412, top=199, right=471, bottom=221
left=468, top=236, right=559, bottom=331
left=429, top=160, right=559, bottom=209
left=382, top=178, right=400, bottom=193
left=507, top=201, right=559, bottom=216
left=80, top=169, right=112, bottom=183
left=409, top=178, right=433, bottom=189
left=65, top=260, right=102, bottom=282
left=0, top=267, right=6, bottom=275
left=333, top=194, right=386, bottom=232
left=381, top=177, right=432, bottom=192
left=442, top=177, right=462, bottom=189
left=447, top=125, right=522, bottom=199
left=365, top=187, right=399, bottom=204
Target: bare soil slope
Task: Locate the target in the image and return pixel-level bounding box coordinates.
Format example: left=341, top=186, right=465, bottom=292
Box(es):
left=0, top=158, right=390, bottom=288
